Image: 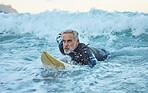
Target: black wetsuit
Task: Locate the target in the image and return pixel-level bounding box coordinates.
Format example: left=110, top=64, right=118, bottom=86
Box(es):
left=57, top=35, right=109, bottom=68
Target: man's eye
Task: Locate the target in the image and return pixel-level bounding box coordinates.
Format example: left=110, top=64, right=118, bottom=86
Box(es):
left=62, top=40, right=66, bottom=43
left=68, top=40, right=72, bottom=42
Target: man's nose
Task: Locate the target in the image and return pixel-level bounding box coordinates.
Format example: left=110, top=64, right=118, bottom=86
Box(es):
left=65, top=42, right=69, bottom=46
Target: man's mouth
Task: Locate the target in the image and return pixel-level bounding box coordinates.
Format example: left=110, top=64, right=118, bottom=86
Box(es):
left=64, top=47, right=69, bottom=51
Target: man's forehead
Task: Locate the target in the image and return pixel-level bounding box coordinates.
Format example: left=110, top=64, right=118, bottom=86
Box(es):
left=63, top=33, right=75, bottom=39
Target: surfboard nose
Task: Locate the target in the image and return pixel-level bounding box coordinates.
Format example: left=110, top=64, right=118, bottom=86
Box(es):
left=41, top=51, right=70, bottom=69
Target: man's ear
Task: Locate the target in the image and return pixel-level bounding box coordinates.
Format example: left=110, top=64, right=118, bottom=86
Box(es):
left=76, top=39, right=79, bottom=47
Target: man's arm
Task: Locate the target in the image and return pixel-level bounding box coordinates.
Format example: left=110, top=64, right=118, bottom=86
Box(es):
left=82, top=48, right=97, bottom=68
left=56, top=33, right=66, bottom=55
left=56, top=33, right=62, bottom=44
left=87, top=51, right=97, bottom=68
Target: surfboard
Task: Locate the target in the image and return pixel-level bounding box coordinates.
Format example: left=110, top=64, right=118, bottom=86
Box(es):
left=41, top=51, right=70, bottom=68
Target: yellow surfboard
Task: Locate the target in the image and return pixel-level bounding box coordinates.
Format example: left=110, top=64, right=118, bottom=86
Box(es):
left=41, top=51, right=70, bottom=68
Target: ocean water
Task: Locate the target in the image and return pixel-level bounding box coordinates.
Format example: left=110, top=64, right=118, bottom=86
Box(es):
left=0, top=9, right=148, bottom=93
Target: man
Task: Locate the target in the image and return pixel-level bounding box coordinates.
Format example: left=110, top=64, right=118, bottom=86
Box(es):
left=56, top=29, right=109, bottom=68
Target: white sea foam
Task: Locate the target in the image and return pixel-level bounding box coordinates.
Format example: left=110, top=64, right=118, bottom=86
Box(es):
left=0, top=10, right=147, bottom=39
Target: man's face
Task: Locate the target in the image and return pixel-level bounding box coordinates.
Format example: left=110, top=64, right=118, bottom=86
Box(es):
left=62, top=33, right=79, bottom=54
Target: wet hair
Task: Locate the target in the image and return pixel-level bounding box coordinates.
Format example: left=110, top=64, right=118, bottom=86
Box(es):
left=62, top=29, right=79, bottom=40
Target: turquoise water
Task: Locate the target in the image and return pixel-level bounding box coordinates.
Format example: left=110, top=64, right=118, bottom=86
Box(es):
left=0, top=9, right=148, bottom=93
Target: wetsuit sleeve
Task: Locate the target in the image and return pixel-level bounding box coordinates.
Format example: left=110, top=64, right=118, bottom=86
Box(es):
left=56, top=34, right=62, bottom=44
left=56, top=34, right=66, bottom=55
left=87, top=51, right=97, bottom=68
left=82, top=48, right=97, bottom=68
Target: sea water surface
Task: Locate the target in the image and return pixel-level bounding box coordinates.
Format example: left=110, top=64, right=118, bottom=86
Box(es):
left=0, top=9, right=148, bottom=93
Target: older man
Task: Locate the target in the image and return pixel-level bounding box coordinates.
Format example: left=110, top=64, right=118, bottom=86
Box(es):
left=56, top=29, right=109, bottom=68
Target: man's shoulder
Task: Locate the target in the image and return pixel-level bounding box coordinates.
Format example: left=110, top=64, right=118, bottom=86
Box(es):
left=76, top=43, right=90, bottom=52
left=78, top=43, right=88, bottom=48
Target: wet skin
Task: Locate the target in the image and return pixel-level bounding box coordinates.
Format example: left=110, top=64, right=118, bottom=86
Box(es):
left=62, top=33, right=79, bottom=54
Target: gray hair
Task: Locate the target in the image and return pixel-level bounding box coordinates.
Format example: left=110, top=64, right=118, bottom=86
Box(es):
left=62, top=29, right=79, bottom=40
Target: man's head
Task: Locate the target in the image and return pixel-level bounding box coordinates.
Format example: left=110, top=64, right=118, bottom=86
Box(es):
left=61, top=29, right=79, bottom=54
